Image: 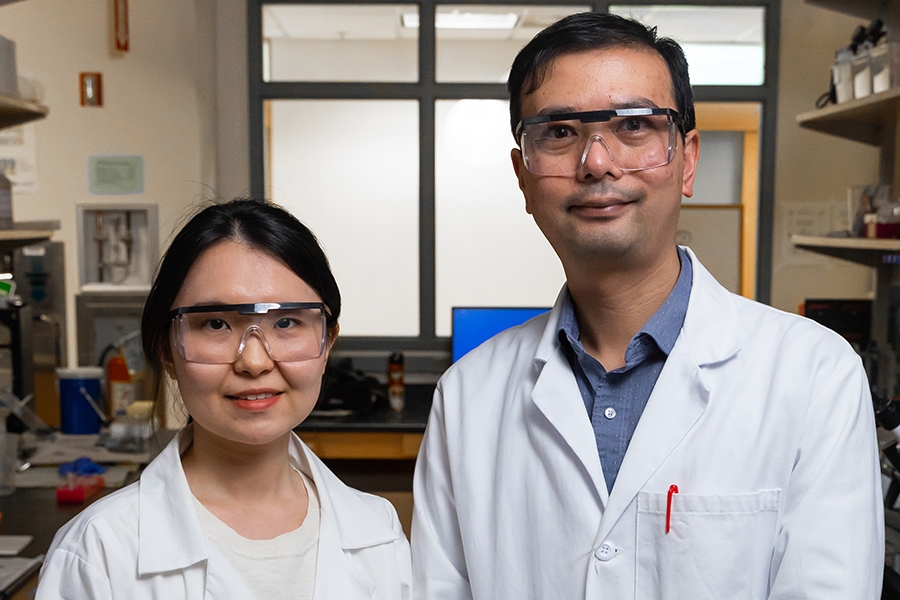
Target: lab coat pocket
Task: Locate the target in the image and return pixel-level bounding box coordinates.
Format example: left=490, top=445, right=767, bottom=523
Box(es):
left=635, top=489, right=781, bottom=600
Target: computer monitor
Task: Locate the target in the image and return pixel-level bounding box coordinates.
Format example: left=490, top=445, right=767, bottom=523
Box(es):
left=451, top=307, right=550, bottom=363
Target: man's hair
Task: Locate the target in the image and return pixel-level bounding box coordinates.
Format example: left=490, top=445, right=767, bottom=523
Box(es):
left=507, top=12, right=695, bottom=139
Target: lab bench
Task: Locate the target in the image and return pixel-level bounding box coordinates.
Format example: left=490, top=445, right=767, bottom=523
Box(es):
left=295, top=383, right=432, bottom=460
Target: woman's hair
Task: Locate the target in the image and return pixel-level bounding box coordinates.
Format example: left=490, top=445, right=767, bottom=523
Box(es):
left=141, top=198, right=341, bottom=393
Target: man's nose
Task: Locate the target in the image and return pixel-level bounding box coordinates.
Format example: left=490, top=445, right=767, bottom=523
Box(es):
left=577, top=135, right=623, bottom=179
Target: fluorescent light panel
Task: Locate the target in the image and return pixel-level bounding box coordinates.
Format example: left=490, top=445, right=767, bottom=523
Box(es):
left=402, top=11, right=519, bottom=29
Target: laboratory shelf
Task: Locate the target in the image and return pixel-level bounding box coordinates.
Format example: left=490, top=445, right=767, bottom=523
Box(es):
left=791, top=234, right=900, bottom=267
left=0, top=93, right=47, bottom=131
left=0, top=220, right=59, bottom=254
left=796, top=87, right=900, bottom=146
left=805, top=0, right=899, bottom=22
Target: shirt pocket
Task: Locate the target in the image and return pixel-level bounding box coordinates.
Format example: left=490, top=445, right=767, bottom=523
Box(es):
left=635, top=489, right=781, bottom=600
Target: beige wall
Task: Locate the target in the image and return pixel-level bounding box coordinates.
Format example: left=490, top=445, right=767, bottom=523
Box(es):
left=0, top=0, right=249, bottom=368
left=772, top=0, right=879, bottom=312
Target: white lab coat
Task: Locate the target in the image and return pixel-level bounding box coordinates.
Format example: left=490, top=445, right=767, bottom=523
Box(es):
left=36, top=428, right=412, bottom=600
left=412, top=249, right=884, bottom=600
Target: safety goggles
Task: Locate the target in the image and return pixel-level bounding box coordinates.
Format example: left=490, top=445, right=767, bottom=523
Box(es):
left=515, top=108, right=681, bottom=176
left=169, top=302, right=329, bottom=364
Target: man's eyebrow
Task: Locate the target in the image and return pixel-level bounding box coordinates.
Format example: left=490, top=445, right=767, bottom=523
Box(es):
left=534, top=105, right=578, bottom=117
left=532, top=98, right=665, bottom=118
left=610, top=98, right=662, bottom=110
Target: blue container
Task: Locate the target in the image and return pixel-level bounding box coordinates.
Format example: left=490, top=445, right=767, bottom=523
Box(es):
left=56, top=367, right=104, bottom=434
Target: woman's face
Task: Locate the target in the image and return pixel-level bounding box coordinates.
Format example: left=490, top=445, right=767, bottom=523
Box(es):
left=164, top=240, right=332, bottom=447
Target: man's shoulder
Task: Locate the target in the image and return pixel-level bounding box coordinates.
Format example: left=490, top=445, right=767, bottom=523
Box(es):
left=727, top=293, right=860, bottom=361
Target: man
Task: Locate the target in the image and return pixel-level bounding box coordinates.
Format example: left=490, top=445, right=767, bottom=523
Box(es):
left=411, top=12, right=884, bottom=600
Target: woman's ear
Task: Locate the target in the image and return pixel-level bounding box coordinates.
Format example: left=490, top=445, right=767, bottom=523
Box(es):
left=161, top=343, right=177, bottom=380
left=324, top=324, right=339, bottom=360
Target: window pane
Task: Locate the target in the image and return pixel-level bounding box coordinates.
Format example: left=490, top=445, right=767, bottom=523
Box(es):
left=267, top=100, right=420, bottom=336
left=610, top=5, right=765, bottom=85
left=435, top=5, right=589, bottom=83
left=686, top=131, right=745, bottom=205
left=435, top=99, right=564, bottom=337
left=263, top=4, right=418, bottom=82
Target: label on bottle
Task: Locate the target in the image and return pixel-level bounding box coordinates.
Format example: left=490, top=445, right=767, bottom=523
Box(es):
left=110, top=381, right=137, bottom=417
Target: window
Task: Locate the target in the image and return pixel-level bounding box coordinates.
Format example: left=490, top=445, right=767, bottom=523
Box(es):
left=249, top=1, right=780, bottom=359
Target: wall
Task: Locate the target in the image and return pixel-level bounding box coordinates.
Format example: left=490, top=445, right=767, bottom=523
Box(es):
left=772, top=0, right=879, bottom=312
left=0, top=0, right=249, bottom=377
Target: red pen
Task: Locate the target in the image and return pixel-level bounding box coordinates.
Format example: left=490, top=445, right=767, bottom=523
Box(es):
left=665, top=484, right=678, bottom=534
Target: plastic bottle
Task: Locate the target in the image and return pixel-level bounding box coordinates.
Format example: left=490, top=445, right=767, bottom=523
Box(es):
left=387, top=352, right=405, bottom=412
left=106, top=351, right=135, bottom=419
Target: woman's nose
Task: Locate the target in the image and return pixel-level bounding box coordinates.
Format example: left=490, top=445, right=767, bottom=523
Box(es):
left=233, top=327, right=275, bottom=375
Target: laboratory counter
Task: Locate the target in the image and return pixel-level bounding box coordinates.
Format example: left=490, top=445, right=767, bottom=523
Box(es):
left=294, top=384, right=434, bottom=461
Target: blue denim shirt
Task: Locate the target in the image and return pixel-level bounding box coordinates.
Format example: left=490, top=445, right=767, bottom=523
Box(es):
left=558, top=247, right=692, bottom=493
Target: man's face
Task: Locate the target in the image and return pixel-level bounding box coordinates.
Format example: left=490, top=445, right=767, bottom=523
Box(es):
left=511, top=46, right=699, bottom=269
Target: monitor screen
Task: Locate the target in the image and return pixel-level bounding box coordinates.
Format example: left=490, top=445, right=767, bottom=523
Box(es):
left=451, top=307, right=550, bottom=363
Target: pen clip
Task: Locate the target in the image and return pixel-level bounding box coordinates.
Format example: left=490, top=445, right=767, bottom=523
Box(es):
left=666, top=484, right=679, bottom=534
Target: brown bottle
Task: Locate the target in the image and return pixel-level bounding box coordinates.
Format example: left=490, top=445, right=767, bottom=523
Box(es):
left=387, top=352, right=405, bottom=412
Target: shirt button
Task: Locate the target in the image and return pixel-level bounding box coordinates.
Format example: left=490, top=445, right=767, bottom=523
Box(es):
left=595, top=542, right=618, bottom=561
left=604, top=407, right=616, bottom=419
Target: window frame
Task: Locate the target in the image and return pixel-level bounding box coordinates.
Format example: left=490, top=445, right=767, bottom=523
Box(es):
left=247, top=0, right=781, bottom=360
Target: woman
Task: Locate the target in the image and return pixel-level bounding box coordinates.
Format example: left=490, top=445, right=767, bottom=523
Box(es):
left=36, top=199, right=412, bottom=599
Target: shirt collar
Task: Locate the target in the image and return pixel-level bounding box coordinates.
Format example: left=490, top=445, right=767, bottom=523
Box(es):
left=557, top=246, right=693, bottom=357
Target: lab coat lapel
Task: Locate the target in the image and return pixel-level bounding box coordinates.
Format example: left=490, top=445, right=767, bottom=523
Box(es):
left=531, top=290, right=609, bottom=506
left=595, top=342, right=709, bottom=541
left=595, top=248, right=741, bottom=541
left=297, top=437, right=399, bottom=600
left=314, top=521, right=377, bottom=599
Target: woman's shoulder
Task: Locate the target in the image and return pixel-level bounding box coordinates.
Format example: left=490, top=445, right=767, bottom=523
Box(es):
left=46, top=481, right=141, bottom=556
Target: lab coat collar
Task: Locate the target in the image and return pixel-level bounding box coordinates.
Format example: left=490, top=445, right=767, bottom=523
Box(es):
left=137, top=426, right=209, bottom=575
left=296, top=437, right=402, bottom=551
left=678, top=246, right=742, bottom=366
left=534, top=247, right=740, bottom=368
left=136, top=427, right=401, bottom=581
left=529, top=249, right=742, bottom=522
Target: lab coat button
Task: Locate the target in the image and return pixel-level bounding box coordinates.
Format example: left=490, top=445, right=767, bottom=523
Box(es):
left=595, top=542, right=618, bottom=561
left=604, top=407, right=616, bottom=419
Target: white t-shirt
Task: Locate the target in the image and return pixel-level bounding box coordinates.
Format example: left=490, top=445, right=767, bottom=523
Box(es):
left=192, top=470, right=320, bottom=600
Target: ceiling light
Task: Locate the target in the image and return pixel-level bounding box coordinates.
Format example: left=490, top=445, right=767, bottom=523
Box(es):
left=402, top=12, right=519, bottom=30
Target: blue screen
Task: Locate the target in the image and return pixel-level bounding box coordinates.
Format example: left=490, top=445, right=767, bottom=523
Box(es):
left=451, top=307, right=550, bottom=363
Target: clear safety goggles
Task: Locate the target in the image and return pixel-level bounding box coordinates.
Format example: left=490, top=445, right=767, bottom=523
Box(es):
left=169, top=302, right=329, bottom=364
left=515, top=108, right=682, bottom=176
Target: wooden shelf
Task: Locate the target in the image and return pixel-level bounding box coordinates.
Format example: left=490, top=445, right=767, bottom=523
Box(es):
left=791, top=234, right=900, bottom=266
left=0, top=221, right=59, bottom=254
left=0, top=94, right=47, bottom=131
left=797, top=87, right=900, bottom=146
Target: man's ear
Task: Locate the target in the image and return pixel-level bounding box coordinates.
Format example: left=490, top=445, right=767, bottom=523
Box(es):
left=680, top=129, right=700, bottom=198
left=511, top=147, right=533, bottom=214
